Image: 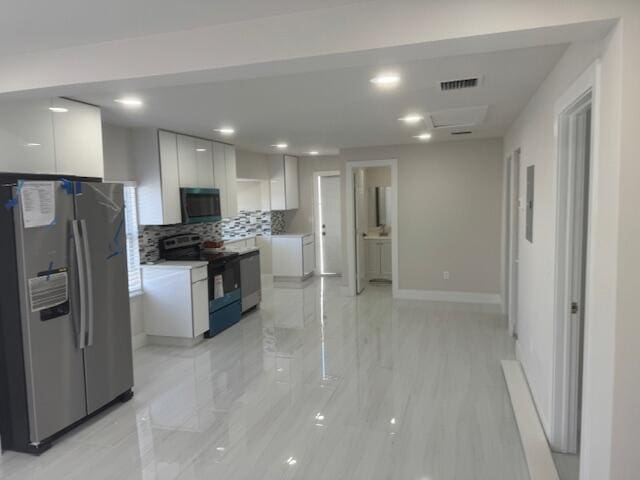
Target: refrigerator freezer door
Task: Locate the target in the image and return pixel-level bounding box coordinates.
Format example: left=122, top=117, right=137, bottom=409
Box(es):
left=13, top=183, right=87, bottom=443
left=74, top=183, right=134, bottom=413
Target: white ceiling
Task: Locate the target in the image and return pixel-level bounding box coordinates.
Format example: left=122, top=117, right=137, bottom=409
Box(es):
left=74, top=44, right=567, bottom=155
left=0, top=0, right=369, bottom=56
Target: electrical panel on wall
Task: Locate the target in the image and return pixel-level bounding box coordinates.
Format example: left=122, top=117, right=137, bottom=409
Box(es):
left=526, top=165, right=535, bottom=243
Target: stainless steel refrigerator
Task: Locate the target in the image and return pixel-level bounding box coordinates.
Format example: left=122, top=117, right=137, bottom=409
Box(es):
left=0, top=177, right=134, bottom=454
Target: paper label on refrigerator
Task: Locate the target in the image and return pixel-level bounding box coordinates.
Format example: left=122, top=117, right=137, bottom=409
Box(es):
left=28, top=271, right=68, bottom=312
left=214, top=275, right=224, bottom=299
left=20, top=181, right=55, bottom=228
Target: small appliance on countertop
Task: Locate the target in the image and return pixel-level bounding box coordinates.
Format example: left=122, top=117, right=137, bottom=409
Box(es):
left=160, top=234, right=242, bottom=337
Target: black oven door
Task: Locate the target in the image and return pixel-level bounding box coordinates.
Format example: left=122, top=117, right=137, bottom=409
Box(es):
left=208, top=257, right=241, bottom=300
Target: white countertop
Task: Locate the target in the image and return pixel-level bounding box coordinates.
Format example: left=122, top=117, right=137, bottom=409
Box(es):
left=141, top=260, right=208, bottom=269
left=223, top=234, right=257, bottom=243
left=364, top=234, right=392, bottom=240
left=271, top=233, right=312, bottom=239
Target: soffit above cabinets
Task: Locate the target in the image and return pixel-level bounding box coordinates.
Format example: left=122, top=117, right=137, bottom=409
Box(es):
left=426, top=105, right=489, bottom=130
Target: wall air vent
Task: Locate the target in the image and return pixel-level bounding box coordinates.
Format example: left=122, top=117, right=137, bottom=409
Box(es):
left=440, top=77, right=480, bottom=91
left=451, top=131, right=472, bottom=136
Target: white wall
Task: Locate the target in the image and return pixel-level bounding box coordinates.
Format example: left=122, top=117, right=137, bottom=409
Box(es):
left=503, top=30, right=624, bottom=479
left=235, top=149, right=270, bottom=180
left=341, top=139, right=504, bottom=296
left=102, top=123, right=136, bottom=182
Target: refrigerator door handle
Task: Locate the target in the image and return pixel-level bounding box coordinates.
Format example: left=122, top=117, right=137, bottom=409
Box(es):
left=72, top=220, right=87, bottom=349
left=80, top=219, right=95, bottom=347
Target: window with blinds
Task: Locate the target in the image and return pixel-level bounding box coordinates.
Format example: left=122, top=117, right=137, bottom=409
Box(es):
left=123, top=184, right=142, bottom=295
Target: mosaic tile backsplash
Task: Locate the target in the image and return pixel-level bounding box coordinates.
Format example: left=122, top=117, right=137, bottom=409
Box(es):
left=139, top=222, right=223, bottom=263
left=139, top=210, right=284, bottom=263
left=270, top=211, right=286, bottom=235
left=219, top=210, right=272, bottom=239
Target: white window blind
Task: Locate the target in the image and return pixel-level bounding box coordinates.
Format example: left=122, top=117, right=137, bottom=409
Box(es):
left=123, top=184, right=142, bottom=295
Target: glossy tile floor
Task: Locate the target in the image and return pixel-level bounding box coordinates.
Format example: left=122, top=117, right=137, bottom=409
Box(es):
left=0, top=277, right=529, bottom=480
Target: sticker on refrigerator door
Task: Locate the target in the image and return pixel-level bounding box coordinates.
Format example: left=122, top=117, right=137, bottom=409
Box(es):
left=28, top=269, right=68, bottom=312
left=20, top=181, right=55, bottom=228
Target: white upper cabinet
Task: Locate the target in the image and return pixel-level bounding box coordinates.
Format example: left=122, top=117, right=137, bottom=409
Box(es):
left=213, top=142, right=237, bottom=218
left=284, top=155, right=299, bottom=209
left=269, top=154, right=299, bottom=210
left=224, top=145, right=238, bottom=217
left=134, top=129, right=181, bottom=225
left=196, top=139, right=215, bottom=188
left=135, top=129, right=234, bottom=224
left=0, top=99, right=56, bottom=174
left=269, top=155, right=286, bottom=210
left=52, top=98, right=104, bottom=178
left=0, top=97, right=103, bottom=177
left=213, top=142, right=227, bottom=214
left=176, top=134, right=215, bottom=189
left=158, top=131, right=181, bottom=224
left=177, top=134, right=198, bottom=188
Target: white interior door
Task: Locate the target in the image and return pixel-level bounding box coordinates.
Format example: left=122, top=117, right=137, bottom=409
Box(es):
left=566, top=103, right=591, bottom=453
left=509, top=150, right=521, bottom=336
left=354, top=169, right=367, bottom=294
left=317, top=174, right=342, bottom=275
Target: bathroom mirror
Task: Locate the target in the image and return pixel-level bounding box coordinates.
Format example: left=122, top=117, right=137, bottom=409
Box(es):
left=368, top=186, right=391, bottom=227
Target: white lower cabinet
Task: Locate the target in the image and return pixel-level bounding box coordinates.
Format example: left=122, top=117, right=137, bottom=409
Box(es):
left=272, top=234, right=315, bottom=280
left=365, top=238, right=392, bottom=281
left=142, top=263, right=209, bottom=344
left=303, top=238, right=315, bottom=277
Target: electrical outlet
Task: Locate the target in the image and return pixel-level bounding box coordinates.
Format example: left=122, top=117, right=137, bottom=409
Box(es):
left=443, top=271, right=450, bottom=280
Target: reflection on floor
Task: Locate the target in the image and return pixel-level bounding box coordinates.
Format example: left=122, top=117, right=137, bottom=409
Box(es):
left=0, top=276, right=529, bottom=479
left=553, top=452, right=580, bottom=480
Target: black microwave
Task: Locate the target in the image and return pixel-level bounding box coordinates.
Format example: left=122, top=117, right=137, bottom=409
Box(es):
left=180, top=188, right=221, bottom=224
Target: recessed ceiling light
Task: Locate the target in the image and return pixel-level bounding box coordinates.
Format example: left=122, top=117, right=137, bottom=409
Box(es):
left=272, top=143, right=288, bottom=149
left=285, top=457, right=297, bottom=466
left=214, top=127, right=235, bottom=135
left=25, top=142, right=41, bottom=147
left=49, top=107, right=68, bottom=113
left=399, top=114, right=424, bottom=124
left=370, top=72, right=400, bottom=88
left=413, top=132, right=432, bottom=141
left=114, top=97, right=143, bottom=108
left=309, top=151, right=319, bottom=156
left=195, top=148, right=207, bottom=152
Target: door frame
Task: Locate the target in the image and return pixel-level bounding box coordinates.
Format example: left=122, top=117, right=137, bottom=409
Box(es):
left=507, top=149, right=521, bottom=337
left=345, top=159, right=398, bottom=297
left=313, top=170, right=342, bottom=276
left=550, top=60, right=600, bottom=453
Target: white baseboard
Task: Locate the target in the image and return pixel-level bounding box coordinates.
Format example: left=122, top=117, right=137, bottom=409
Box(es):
left=131, top=333, right=148, bottom=351
left=395, top=288, right=501, bottom=304
left=501, top=360, right=559, bottom=480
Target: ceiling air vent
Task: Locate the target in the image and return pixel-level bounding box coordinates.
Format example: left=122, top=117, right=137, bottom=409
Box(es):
left=451, top=131, right=473, bottom=136
left=427, top=106, right=488, bottom=129
left=440, top=77, right=480, bottom=91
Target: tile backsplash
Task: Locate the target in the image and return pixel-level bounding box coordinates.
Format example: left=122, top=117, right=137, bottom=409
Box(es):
left=139, top=222, right=223, bottom=263
left=139, top=210, right=283, bottom=263
left=270, top=211, right=286, bottom=235
left=219, top=210, right=272, bottom=239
